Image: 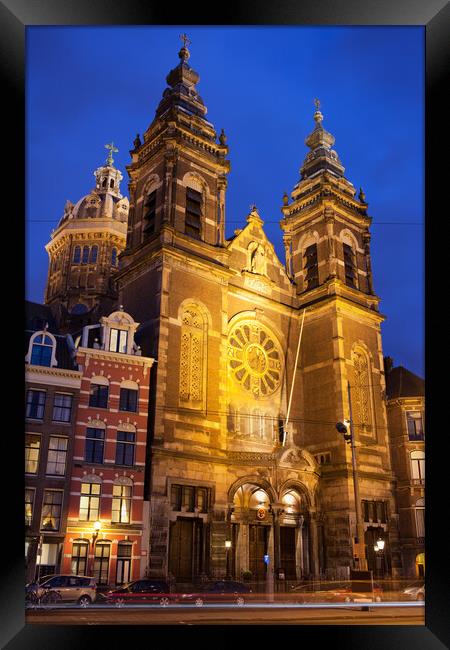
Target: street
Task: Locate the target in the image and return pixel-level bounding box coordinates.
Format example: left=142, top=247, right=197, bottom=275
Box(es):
left=26, top=602, right=424, bottom=625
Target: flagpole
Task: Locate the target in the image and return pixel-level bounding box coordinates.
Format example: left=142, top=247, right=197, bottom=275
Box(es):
left=284, top=308, right=306, bottom=441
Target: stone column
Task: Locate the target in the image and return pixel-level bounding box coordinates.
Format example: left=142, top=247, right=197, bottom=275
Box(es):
left=283, top=234, right=293, bottom=278
left=325, top=208, right=337, bottom=280
left=217, top=178, right=227, bottom=246
left=295, top=515, right=305, bottom=580
left=363, top=231, right=375, bottom=294
left=309, top=510, right=320, bottom=578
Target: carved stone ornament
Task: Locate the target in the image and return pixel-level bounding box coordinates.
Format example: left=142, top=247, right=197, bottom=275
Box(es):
left=228, top=320, right=284, bottom=399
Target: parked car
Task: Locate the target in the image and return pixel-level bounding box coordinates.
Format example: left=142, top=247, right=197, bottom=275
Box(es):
left=288, top=580, right=383, bottom=604
left=106, top=579, right=173, bottom=606
left=402, top=583, right=425, bottom=601
left=26, top=574, right=97, bottom=607
left=179, top=580, right=253, bottom=606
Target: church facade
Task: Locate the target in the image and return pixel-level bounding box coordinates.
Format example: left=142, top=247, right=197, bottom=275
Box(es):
left=114, top=41, right=400, bottom=583
left=42, top=40, right=405, bottom=585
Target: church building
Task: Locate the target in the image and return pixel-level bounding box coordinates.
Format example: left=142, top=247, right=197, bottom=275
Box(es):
left=42, top=38, right=405, bottom=585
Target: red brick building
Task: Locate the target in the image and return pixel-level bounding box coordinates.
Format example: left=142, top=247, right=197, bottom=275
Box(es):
left=59, top=308, right=154, bottom=586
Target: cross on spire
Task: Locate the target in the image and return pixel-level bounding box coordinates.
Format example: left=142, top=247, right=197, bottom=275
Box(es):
left=105, top=141, right=118, bottom=166
left=180, top=33, right=191, bottom=49
left=314, top=98, right=321, bottom=111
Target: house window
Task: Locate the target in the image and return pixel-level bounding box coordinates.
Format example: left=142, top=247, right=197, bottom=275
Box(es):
left=89, top=245, right=98, bottom=264
left=82, top=246, right=90, bottom=264
left=115, top=431, right=136, bottom=466
left=109, top=328, right=128, bottom=353
left=119, top=387, right=138, bottom=412
left=170, top=484, right=210, bottom=513
left=79, top=481, right=101, bottom=521
left=143, top=190, right=157, bottom=237
left=185, top=187, right=202, bottom=239
left=30, top=334, right=54, bottom=367
left=73, top=246, right=81, bottom=263
left=46, top=437, right=68, bottom=476
left=406, top=412, right=424, bottom=441
left=26, top=390, right=46, bottom=420
left=40, top=490, right=63, bottom=531
left=85, top=427, right=105, bottom=464
left=25, top=488, right=35, bottom=526
left=303, top=244, right=319, bottom=289
left=362, top=500, right=387, bottom=523
left=343, top=243, right=357, bottom=288
left=111, top=483, right=132, bottom=523
left=71, top=541, right=89, bottom=576
left=89, top=383, right=109, bottom=408
left=415, top=498, right=425, bottom=539
left=25, top=434, right=41, bottom=474
left=410, top=450, right=425, bottom=484
left=52, top=393, right=73, bottom=422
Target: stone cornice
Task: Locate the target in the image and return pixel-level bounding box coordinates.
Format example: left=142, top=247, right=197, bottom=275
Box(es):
left=25, top=364, right=82, bottom=387
left=77, top=347, right=154, bottom=369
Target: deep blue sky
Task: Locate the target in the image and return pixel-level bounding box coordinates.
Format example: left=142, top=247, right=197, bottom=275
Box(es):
left=26, top=26, right=424, bottom=377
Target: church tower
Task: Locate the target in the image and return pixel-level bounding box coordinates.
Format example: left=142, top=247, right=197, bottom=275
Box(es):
left=281, top=102, right=400, bottom=577
left=44, top=144, right=129, bottom=330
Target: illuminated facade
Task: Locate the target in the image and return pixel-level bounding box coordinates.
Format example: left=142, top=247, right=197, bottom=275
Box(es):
left=114, top=41, right=401, bottom=583
left=60, top=309, right=154, bottom=585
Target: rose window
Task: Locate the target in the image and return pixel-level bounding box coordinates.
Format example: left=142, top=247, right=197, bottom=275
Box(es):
left=228, top=321, right=283, bottom=398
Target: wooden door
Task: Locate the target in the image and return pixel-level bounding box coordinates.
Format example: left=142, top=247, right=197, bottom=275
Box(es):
left=280, top=526, right=296, bottom=579
left=169, top=517, right=204, bottom=581
left=249, top=525, right=268, bottom=581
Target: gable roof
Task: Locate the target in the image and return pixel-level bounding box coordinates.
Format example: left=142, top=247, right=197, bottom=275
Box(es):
left=385, top=365, right=425, bottom=399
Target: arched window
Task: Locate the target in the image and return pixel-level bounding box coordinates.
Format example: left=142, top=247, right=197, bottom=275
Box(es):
left=414, top=497, right=425, bottom=538
left=112, top=478, right=132, bottom=524
left=82, top=246, right=90, bottom=264
left=85, top=424, right=106, bottom=464
left=179, top=306, right=206, bottom=408
left=303, top=243, right=319, bottom=289
left=143, top=189, right=157, bottom=238
left=343, top=243, right=358, bottom=288
left=410, top=450, right=425, bottom=483
left=89, top=245, right=98, bottom=264
left=89, top=376, right=109, bottom=408
left=111, top=248, right=117, bottom=267
left=30, top=333, right=55, bottom=367
left=119, top=380, right=139, bottom=412
left=79, top=476, right=102, bottom=521
left=73, top=246, right=81, bottom=263
left=185, top=186, right=202, bottom=239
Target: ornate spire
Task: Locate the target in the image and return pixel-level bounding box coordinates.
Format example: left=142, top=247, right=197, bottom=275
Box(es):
left=300, top=100, right=345, bottom=179
left=179, top=33, right=191, bottom=62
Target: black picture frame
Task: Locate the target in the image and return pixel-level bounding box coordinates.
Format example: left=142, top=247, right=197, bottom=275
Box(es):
left=5, top=0, right=447, bottom=647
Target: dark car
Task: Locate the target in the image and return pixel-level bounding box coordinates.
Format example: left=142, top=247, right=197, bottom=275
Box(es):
left=179, top=580, right=252, bottom=607
left=106, top=579, right=172, bottom=607
left=289, top=580, right=382, bottom=604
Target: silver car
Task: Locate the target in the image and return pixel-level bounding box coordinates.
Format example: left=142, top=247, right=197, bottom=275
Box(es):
left=30, top=574, right=97, bottom=607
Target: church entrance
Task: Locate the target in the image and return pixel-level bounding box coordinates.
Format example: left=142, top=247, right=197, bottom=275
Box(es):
left=169, top=517, right=204, bottom=581
left=249, top=524, right=268, bottom=580
left=280, top=526, right=297, bottom=580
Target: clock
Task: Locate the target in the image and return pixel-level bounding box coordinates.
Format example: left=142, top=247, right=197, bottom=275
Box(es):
left=228, top=321, right=283, bottom=398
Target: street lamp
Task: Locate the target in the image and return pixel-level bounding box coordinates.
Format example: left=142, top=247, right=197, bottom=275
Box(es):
left=336, top=382, right=368, bottom=571
left=225, top=540, right=232, bottom=579
left=374, top=536, right=385, bottom=578
left=89, top=520, right=101, bottom=576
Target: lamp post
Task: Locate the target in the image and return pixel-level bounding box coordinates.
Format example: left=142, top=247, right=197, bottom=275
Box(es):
left=89, top=520, right=101, bottom=577
left=336, top=382, right=368, bottom=571
left=225, top=539, right=232, bottom=579
left=373, top=535, right=385, bottom=578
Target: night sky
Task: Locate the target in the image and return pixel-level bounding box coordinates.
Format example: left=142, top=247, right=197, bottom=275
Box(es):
left=26, top=26, right=424, bottom=377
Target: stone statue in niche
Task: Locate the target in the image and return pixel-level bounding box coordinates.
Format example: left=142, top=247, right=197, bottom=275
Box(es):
left=248, top=242, right=267, bottom=276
